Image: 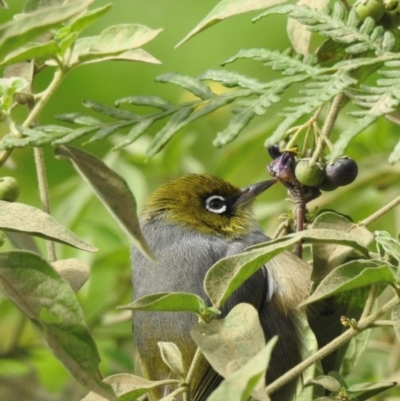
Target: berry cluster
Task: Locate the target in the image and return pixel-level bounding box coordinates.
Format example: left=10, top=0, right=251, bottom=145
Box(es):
left=267, top=145, right=358, bottom=194
left=355, top=0, right=400, bottom=29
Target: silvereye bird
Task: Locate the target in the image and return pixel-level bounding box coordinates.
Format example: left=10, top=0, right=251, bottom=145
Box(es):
left=132, top=174, right=310, bottom=401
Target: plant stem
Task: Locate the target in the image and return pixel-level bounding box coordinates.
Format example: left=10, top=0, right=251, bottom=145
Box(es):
left=311, top=92, right=346, bottom=164
left=186, top=347, right=204, bottom=386
left=361, top=284, right=378, bottom=319
left=34, top=147, right=56, bottom=262
left=0, top=69, right=66, bottom=168
left=265, top=295, right=400, bottom=397
left=360, top=195, right=400, bottom=227
left=23, top=69, right=65, bottom=128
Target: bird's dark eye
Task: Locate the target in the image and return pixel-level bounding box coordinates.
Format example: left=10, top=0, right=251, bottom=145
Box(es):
left=205, top=195, right=227, bottom=214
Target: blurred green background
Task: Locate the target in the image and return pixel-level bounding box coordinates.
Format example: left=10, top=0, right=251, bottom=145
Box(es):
left=0, top=1, right=400, bottom=400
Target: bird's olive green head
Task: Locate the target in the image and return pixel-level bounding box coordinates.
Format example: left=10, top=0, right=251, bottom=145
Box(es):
left=142, top=174, right=276, bottom=240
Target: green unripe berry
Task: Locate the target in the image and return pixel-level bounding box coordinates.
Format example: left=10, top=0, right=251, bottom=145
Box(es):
left=0, top=176, right=20, bottom=202
left=379, top=3, right=400, bottom=28
left=295, top=159, right=326, bottom=187
left=354, top=0, right=385, bottom=22
left=384, top=0, right=399, bottom=11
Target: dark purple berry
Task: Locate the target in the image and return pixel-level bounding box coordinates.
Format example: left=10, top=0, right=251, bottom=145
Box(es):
left=267, top=152, right=296, bottom=186
left=326, top=157, right=358, bottom=186
left=267, top=144, right=282, bottom=160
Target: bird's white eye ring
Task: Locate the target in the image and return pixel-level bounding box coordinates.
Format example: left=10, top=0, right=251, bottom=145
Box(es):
left=205, top=195, right=227, bottom=214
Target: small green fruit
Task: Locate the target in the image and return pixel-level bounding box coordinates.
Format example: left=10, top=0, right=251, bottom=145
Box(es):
left=354, top=0, right=385, bottom=22
left=326, top=157, right=358, bottom=186
left=0, top=176, right=20, bottom=202
left=379, top=3, right=400, bottom=28
left=384, top=0, right=399, bottom=11
left=295, top=159, right=326, bottom=187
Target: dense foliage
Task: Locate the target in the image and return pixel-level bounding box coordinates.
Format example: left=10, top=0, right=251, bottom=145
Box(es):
left=0, top=0, right=400, bottom=400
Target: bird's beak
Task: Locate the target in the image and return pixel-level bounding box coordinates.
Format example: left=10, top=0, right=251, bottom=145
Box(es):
left=235, top=179, right=277, bottom=206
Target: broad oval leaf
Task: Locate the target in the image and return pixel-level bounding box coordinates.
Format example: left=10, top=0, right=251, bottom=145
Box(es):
left=304, top=375, right=341, bottom=392
left=118, top=292, right=207, bottom=316
left=0, top=201, right=97, bottom=252
left=391, top=303, right=400, bottom=343
left=54, top=145, right=155, bottom=261
left=346, top=381, right=396, bottom=401
left=311, top=211, right=374, bottom=280
left=206, top=336, right=278, bottom=401
left=206, top=229, right=367, bottom=309
left=176, top=0, right=289, bottom=47
left=0, top=0, right=95, bottom=62
left=76, top=24, right=162, bottom=64
left=1, top=41, right=60, bottom=67
left=301, top=260, right=395, bottom=307
left=81, top=373, right=179, bottom=401
left=69, top=4, right=113, bottom=33
left=51, top=258, right=90, bottom=293
left=191, top=303, right=266, bottom=380
left=0, top=251, right=114, bottom=399
left=157, top=342, right=186, bottom=378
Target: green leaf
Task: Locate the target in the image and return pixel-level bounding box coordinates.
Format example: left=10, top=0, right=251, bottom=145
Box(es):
left=206, top=336, right=278, bottom=401
left=0, top=0, right=95, bottom=62
left=69, top=48, right=161, bottom=67
left=113, top=119, right=157, bottom=150
left=157, top=342, right=186, bottom=378
left=81, top=99, right=139, bottom=120
left=0, top=251, right=115, bottom=400
left=118, top=292, right=208, bottom=317
left=200, top=69, right=265, bottom=90
left=146, top=107, right=194, bottom=159
left=176, top=0, right=289, bottom=47
left=81, top=373, right=178, bottom=401
left=54, top=145, right=155, bottom=261
left=0, top=200, right=97, bottom=252
left=304, top=375, right=341, bottom=392
left=69, top=4, right=113, bottom=33
left=341, top=327, right=371, bottom=377
left=156, top=72, right=213, bottom=99
left=23, top=0, right=63, bottom=13
left=388, top=139, right=400, bottom=164
left=286, top=0, right=330, bottom=55
left=0, top=41, right=60, bottom=67
left=391, top=303, right=400, bottom=343
left=191, top=303, right=266, bottom=378
left=346, top=381, right=396, bottom=401
left=115, top=95, right=174, bottom=111
left=222, top=48, right=320, bottom=75
left=375, top=230, right=400, bottom=262
left=267, top=72, right=356, bottom=147
left=206, top=228, right=367, bottom=308
left=311, top=211, right=374, bottom=280
left=301, top=260, right=395, bottom=307
left=213, top=108, right=256, bottom=147
left=73, top=24, right=162, bottom=65
left=51, top=258, right=90, bottom=293
left=330, top=70, right=400, bottom=161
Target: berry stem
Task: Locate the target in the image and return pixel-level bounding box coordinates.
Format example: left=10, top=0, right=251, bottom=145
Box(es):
left=34, top=147, right=57, bottom=262
left=265, top=294, right=400, bottom=397
left=360, top=195, right=400, bottom=227
left=311, top=92, right=346, bottom=163
left=185, top=347, right=204, bottom=399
